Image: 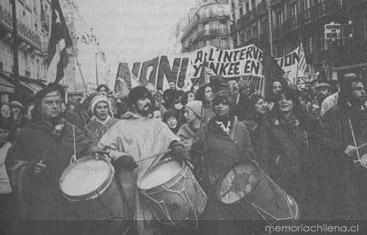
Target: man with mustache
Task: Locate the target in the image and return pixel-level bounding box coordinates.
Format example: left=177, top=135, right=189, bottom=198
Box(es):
left=98, top=86, right=186, bottom=235
left=321, top=73, right=367, bottom=219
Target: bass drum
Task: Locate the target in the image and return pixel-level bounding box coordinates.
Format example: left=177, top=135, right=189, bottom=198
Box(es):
left=217, top=160, right=300, bottom=224
left=59, top=154, right=131, bottom=234
left=138, top=159, right=207, bottom=227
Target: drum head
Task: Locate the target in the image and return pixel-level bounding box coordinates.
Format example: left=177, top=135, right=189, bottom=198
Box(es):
left=60, top=155, right=113, bottom=201
left=217, top=161, right=260, bottom=204
left=138, top=160, right=182, bottom=190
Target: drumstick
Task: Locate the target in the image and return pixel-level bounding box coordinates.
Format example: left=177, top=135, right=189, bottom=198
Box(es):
left=348, top=118, right=361, bottom=162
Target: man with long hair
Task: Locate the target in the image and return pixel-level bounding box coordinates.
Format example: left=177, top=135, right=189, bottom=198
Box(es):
left=98, top=86, right=186, bottom=235
left=321, top=73, right=367, bottom=219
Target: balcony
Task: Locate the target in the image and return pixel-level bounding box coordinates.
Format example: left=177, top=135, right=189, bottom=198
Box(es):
left=272, top=1, right=344, bottom=40
left=0, top=8, right=41, bottom=50
left=181, top=11, right=230, bottom=41
left=41, top=13, right=50, bottom=31
left=188, top=28, right=229, bottom=46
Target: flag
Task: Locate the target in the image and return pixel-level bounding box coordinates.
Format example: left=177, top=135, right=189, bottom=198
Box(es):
left=47, top=0, right=73, bottom=84
left=114, top=63, right=131, bottom=98
left=297, top=43, right=307, bottom=74
left=262, top=47, right=285, bottom=99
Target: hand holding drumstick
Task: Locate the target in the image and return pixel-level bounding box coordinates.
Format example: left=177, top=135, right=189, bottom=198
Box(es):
left=33, top=160, right=47, bottom=175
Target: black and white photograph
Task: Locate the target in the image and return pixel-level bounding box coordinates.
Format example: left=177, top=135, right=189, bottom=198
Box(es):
left=0, top=0, right=367, bottom=234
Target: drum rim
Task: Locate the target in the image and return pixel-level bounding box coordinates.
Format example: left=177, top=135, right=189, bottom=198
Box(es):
left=216, top=159, right=260, bottom=205
left=137, top=160, right=185, bottom=192
left=59, top=154, right=114, bottom=201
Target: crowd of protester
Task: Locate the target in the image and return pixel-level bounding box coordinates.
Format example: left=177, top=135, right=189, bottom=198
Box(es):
left=1, top=72, right=367, bottom=235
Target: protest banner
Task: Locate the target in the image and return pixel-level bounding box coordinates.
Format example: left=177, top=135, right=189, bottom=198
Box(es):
left=275, top=45, right=307, bottom=87
left=115, top=43, right=283, bottom=97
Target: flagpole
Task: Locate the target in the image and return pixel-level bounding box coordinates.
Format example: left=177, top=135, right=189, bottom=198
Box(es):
left=95, top=51, right=99, bottom=86
left=267, top=0, right=273, bottom=56
left=11, top=0, right=20, bottom=99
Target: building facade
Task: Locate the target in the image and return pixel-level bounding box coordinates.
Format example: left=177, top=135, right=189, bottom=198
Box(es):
left=0, top=0, right=80, bottom=103
left=232, top=0, right=367, bottom=80
left=0, top=0, right=51, bottom=102
left=180, top=0, right=234, bottom=52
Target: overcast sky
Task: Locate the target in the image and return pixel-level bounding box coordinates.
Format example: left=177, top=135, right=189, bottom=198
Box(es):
left=77, top=0, right=195, bottom=61
left=74, top=0, right=195, bottom=86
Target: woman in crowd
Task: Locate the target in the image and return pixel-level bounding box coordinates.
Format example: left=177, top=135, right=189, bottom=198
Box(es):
left=192, top=90, right=254, bottom=235
left=163, top=110, right=180, bottom=134
left=241, top=94, right=268, bottom=146
left=177, top=100, right=203, bottom=153
left=195, top=84, right=215, bottom=124
left=266, top=80, right=285, bottom=111
left=260, top=88, right=320, bottom=218
left=0, top=103, right=11, bottom=124
left=182, top=91, right=196, bottom=105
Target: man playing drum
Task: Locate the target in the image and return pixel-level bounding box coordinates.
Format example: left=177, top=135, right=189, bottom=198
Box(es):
left=6, top=84, right=92, bottom=234
left=98, top=86, right=187, bottom=235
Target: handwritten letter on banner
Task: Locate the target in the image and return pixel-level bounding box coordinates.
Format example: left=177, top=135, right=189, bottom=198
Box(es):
left=275, top=46, right=307, bottom=87
left=116, top=44, right=265, bottom=94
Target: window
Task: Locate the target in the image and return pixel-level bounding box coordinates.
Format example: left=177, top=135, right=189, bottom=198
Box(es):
left=305, top=35, right=314, bottom=54
left=252, top=24, right=258, bottom=38
left=364, top=14, right=367, bottom=40
left=289, top=3, right=297, bottom=18
left=0, top=61, right=3, bottom=71
left=245, top=2, right=249, bottom=13
left=25, top=70, right=30, bottom=77
left=260, top=17, right=268, bottom=34
left=275, top=9, right=283, bottom=27
left=251, top=0, right=255, bottom=10
left=239, top=6, right=243, bottom=16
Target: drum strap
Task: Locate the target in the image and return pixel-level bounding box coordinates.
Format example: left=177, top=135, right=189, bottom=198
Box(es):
left=69, top=125, right=77, bottom=165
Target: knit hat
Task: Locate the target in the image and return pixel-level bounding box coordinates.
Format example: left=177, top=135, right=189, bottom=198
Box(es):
left=185, top=100, right=203, bottom=118
left=9, top=100, right=24, bottom=109
left=90, top=95, right=111, bottom=114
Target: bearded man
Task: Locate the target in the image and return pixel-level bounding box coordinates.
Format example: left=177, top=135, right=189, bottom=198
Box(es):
left=98, top=86, right=186, bottom=235
left=321, top=74, right=367, bottom=219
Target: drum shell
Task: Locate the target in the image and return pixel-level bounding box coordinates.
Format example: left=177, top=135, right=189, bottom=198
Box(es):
left=57, top=155, right=132, bottom=235
left=139, top=162, right=207, bottom=226
left=60, top=155, right=114, bottom=201
left=217, top=160, right=300, bottom=223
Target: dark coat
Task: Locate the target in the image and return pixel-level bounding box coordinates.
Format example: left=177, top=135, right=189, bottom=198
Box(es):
left=6, top=120, right=91, bottom=219
left=250, top=114, right=321, bottom=219
left=85, top=117, right=119, bottom=144
left=320, top=105, right=367, bottom=219
left=6, top=120, right=131, bottom=234
left=192, top=116, right=255, bottom=234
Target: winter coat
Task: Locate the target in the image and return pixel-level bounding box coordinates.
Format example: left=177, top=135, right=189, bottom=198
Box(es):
left=320, top=105, right=367, bottom=219
left=6, top=120, right=130, bottom=235
left=85, top=117, right=119, bottom=144
left=191, top=116, right=256, bottom=234
left=253, top=113, right=321, bottom=212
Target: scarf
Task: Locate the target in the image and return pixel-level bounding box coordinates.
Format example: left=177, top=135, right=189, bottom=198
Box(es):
left=215, top=115, right=233, bottom=136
